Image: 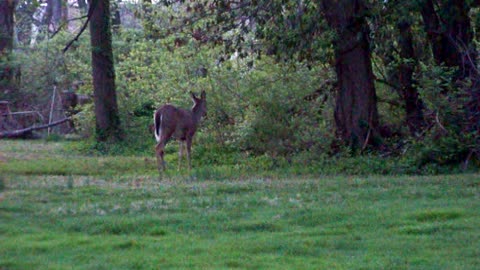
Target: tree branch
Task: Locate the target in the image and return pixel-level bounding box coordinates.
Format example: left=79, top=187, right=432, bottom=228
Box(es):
left=62, top=0, right=97, bottom=54
left=50, top=15, right=89, bottom=39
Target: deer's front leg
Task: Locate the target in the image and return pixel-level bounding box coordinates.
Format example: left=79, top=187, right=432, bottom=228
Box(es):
left=178, top=141, right=186, bottom=171
left=186, top=138, right=193, bottom=170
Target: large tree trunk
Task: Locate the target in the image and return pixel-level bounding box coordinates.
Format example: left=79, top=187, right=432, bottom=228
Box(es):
left=89, top=0, right=122, bottom=142
left=0, top=0, right=16, bottom=94
left=321, top=0, right=379, bottom=149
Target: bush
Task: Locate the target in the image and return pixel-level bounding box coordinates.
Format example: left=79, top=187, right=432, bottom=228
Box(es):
left=112, top=33, right=336, bottom=161
left=412, top=62, right=479, bottom=170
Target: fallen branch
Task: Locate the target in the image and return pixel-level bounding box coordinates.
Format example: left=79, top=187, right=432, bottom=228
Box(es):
left=0, top=118, right=71, bottom=139
left=461, top=149, right=476, bottom=171
left=361, top=127, right=372, bottom=153
left=435, top=112, right=448, bottom=133
left=2, top=110, right=44, bottom=118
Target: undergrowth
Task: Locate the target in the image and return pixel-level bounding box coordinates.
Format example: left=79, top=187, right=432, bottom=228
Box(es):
left=0, top=139, right=477, bottom=177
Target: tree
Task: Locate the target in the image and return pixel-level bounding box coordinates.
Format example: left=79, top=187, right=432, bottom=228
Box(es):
left=88, top=0, right=122, bottom=142
left=151, top=0, right=382, bottom=149
left=0, top=0, right=16, bottom=94
left=395, top=20, right=425, bottom=135
left=421, top=0, right=476, bottom=78
left=77, top=0, right=88, bottom=13
left=111, top=0, right=122, bottom=32
left=15, top=0, right=39, bottom=46
left=44, top=0, right=68, bottom=32
left=321, top=0, right=379, bottom=149
left=377, top=1, right=426, bottom=136
left=420, top=0, right=479, bottom=158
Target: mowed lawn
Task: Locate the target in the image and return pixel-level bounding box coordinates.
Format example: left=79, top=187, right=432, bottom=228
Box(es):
left=0, top=141, right=479, bottom=269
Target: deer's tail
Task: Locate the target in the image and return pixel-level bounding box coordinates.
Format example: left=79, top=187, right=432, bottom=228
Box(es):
left=154, top=110, right=161, bottom=143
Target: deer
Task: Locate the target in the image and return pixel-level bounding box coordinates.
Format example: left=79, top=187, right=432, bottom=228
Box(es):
left=153, top=91, right=207, bottom=174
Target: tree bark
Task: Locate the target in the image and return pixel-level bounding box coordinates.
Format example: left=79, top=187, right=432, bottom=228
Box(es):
left=61, top=0, right=68, bottom=27
left=420, top=0, right=479, bottom=134
left=89, top=0, right=122, bottom=142
left=0, top=0, right=16, bottom=94
left=420, top=0, right=476, bottom=79
left=397, top=21, right=425, bottom=135
left=111, top=0, right=122, bottom=32
left=420, top=0, right=448, bottom=66
left=321, top=0, right=379, bottom=149
left=78, top=0, right=88, bottom=13
left=44, top=0, right=63, bottom=31
left=0, top=118, right=70, bottom=139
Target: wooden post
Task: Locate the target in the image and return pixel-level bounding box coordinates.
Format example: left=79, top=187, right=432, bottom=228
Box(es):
left=0, top=101, right=12, bottom=121
left=48, top=86, right=57, bottom=135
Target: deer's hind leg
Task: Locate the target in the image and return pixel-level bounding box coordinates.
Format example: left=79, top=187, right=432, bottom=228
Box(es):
left=155, top=142, right=166, bottom=173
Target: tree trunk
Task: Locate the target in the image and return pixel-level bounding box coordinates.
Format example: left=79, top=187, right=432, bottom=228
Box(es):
left=111, top=0, right=121, bottom=32
left=443, top=0, right=477, bottom=79
left=421, top=0, right=476, bottom=79
left=44, top=0, right=63, bottom=31
left=142, top=0, right=159, bottom=39
left=89, top=0, right=122, bottom=142
left=15, top=1, right=35, bottom=45
left=142, top=0, right=152, bottom=37
left=0, top=0, right=16, bottom=94
left=61, top=0, right=68, bottom=26
left=78, top=0, right=88, bottom=13
left=321, top=0, right=379, bottom=149
left=421, top=0, right=479, bottom=151
left=397, top=21, right=425, bottom=135
left=420, top=0, right=448, bottom=66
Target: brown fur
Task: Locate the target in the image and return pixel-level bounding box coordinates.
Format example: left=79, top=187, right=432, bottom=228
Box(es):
left=154, top=91, right=207, bottom=174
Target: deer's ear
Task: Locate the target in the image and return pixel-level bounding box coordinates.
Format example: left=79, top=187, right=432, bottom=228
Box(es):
left=200, top=90, right=206, bottom=99
left=190, top=92, right=197, bottom=100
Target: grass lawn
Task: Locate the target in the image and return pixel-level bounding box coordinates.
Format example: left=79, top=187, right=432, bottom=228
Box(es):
left=0, top=140, right=479, bottom=269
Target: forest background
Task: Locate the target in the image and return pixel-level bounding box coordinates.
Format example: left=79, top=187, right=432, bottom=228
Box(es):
left=1, top=0, right=480, bottom=174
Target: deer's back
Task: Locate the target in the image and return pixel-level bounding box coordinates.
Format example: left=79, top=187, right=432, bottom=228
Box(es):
left=157, top=104, right=196, bottom=140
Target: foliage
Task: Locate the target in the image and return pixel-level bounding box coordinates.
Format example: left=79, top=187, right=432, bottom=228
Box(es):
left=1, top=137, right=475, bottom=178
left=0, top=176, right=4, bottom=192
left=13, top=31, right=91, bottom=113
left=412, top=62, right=479, bottom=168
left=111, top=29, right=335, bottom=160
left=6, top=0, right=480, bottom=170
left=231, top=61, right=332, bottom=157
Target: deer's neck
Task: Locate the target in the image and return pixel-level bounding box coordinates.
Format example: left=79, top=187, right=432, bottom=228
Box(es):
left=191, top=107, right=203, bottom=125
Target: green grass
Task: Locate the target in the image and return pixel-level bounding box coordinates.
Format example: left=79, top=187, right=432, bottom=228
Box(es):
left=0, top=140, right=479, bottom=269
